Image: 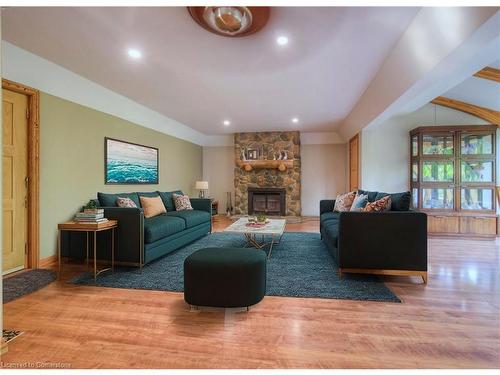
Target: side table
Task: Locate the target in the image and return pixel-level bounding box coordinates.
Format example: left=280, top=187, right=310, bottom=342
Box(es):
left=57, top=220, right=118, bottom=281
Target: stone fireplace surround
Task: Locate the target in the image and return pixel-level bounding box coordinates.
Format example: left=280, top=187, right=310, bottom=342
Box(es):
left=234, top=131, right=301, bottom=216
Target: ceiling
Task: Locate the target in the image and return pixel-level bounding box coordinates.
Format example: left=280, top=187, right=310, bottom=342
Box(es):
left=442, top=59, right=500, bottom=111
left=2, top=7, right=419, bottom=135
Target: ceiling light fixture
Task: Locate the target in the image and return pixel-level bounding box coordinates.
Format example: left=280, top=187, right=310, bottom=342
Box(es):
left=127, top=49, right=142, bottom=59
left=277, top=36, right=289, bottom=46
left=292, top=117, right=299, bottom=123
left=223, top=120, right=231, bottom=126
left=188, top=7, right=270, bottom=38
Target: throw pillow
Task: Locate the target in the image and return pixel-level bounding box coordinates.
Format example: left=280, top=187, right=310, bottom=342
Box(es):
left=375, top=191, right=411, bottom=211
left=350, top=193, right=368, bottom=211
left=116, top=197, right=137, bottom=208
left=363, top=195, right=392, bottom=212
left=173, top=193, right=193, bottom=211
left=333, top=191, right=356, bottom=212
left=139, top=196, right=167, bottom=218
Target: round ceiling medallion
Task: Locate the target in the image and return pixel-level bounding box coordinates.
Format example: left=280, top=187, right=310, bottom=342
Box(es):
left=188, top=7, right=270, bottom=37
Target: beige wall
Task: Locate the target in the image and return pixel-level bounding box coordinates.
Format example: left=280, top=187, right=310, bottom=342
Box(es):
left=202, top=146, right=234, bottom=215
left=360, top=103, right=489, bottom=193
left=301, top=144, right=347, bottom=216
left=202, top=143, right=347, bottom=217
left=40, top=93, right=202, bottom=258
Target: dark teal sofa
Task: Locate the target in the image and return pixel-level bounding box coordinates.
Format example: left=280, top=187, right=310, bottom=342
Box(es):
left=60, top=191, right=211, bottom=267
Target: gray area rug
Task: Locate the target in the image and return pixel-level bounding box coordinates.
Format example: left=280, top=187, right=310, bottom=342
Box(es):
left=71, top=232, right=400, bottom=302
left=3, top=268, right=57, bottom=303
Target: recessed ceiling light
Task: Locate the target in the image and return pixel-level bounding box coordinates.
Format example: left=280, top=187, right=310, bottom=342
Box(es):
left=127, top=49, right=142, bottom=59
left=276, top=36, right=288, bottom=46
left=223, top=120, right=231, bottom=126
left=292, top=117, right=299, bottom=123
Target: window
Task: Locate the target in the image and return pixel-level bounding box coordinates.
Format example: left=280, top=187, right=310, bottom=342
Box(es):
left=410, top=126, right=496, bottom=213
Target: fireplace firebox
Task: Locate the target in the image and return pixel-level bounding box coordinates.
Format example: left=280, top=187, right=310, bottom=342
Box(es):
left=248, top=187, right=286, bottom=216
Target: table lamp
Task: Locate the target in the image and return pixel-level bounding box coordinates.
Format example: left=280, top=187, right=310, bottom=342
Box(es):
left=195, top=181, right=209, bottom=198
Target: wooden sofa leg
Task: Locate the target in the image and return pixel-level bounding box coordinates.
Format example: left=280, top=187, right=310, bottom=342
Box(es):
left=422, top=272, right=428, bottom=285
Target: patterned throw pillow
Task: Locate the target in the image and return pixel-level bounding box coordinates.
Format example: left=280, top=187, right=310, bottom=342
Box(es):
left=362, top=195, right=392, bottom=212
left=116, top=197, right=137, bottom=208
left=333, top=191, right=357, bottom=212
left=140, top=196, right=167, bottom=218
left=350, top=193, right=368, bottom=211
left=173, top=194, right=193, bottom=211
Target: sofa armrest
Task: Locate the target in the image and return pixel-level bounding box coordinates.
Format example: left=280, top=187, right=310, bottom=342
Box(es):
left=190, top=198, right=212, bottom=214
left=320, top=200, right=336, bottom=215
left=338, top=211, right=427, bottom=271
left=103, top=207, right=144, bottom=265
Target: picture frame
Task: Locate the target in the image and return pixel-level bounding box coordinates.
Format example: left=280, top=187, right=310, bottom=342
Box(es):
left=246, top=148, right=259, bottom=160
left=104, top=137, right=159, bottom=184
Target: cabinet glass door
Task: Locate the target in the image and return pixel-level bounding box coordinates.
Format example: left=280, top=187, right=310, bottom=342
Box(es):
left=461, top=188, right=494, bottom=211
left=422, top=188, right=454, bottom=209
left=460, top=161, right=494, bottom=183
left=422, top=161, right=454, bottom=182
left=422, top=134, right=453, bottom=155
left=461, top=133, right=493, bottom=155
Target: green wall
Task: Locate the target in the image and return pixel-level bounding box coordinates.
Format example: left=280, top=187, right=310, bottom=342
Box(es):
left=40, top=93, right=202, bottom=258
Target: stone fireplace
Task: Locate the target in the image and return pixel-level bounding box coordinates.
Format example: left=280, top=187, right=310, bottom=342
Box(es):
left=248, top=187, right=286, bottom=216
left=234, top=131, right=301, bottom=216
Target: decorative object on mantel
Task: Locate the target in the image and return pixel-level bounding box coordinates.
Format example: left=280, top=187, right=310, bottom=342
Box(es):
left=195, top=181, right=209, bottom=198
left=187, top=7, right=270, bottom=38
left=236, top=159, right=293, bottom=172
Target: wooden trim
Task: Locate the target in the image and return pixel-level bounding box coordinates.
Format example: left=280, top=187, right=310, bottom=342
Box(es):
left=431, top=97, right=500, bottom=125
left=39, top=255, right=58, bottom=268
left=340, top=268, right=427, bottom=284
left=473, top=66, right=500, bottom=83
left=348, top=133, right=360, bottom=191
left=2, top=79, right=40, bottom=269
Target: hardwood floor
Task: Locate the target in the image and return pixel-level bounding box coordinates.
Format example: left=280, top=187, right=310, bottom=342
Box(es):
left=2, top=216, right=499, bottom=368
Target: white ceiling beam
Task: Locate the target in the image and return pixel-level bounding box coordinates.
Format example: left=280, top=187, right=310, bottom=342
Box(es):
left=338, top=8, right=500, bottom=140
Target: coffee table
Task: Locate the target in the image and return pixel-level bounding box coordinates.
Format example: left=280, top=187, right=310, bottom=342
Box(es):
left=224, top=217, right=286, bottom=258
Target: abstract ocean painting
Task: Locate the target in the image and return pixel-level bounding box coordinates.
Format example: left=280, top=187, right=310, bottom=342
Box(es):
left=105, top=138, right=158, bottom=184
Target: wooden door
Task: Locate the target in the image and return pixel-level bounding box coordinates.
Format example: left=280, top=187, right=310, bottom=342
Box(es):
left=349, top=134, right=359, bottom=191
left=2, top=88, right=29, bottom=274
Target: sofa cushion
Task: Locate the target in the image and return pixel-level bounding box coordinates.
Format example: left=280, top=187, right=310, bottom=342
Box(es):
left=144, top=214, right=186, bottom=243
left=137, top=191, right=160, bottom=207
left=375, top=191, right=411, bottom=211
left=320, top=212, right=340, bottom=225
left=363, top=195, right=392, bottom=212
left=350, top=193, right=368, bottom=211
left=167, top=210, right=211, bottom=229
left=356, top=189, right=379, bottom=203
left=116, top=197, right=137, bottom=208
left=333, top=191, right=356, bottom=212
left=140, top=196, right=167, bottom=218
left=158, top=190, right=183, bottom=212
left=324, top=223, right=339, bottom=248
left=98, top=192, right=140, bottom=207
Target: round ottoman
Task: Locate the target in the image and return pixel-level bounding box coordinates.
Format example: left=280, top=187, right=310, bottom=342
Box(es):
left=184, top=247, right=267, bottom=308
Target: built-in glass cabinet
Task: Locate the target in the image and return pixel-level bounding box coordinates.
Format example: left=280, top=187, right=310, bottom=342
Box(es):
left=410, top=125, right=497, bottom=214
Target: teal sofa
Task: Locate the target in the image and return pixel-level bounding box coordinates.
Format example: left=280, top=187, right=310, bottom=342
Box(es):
left=62, top=190, right=212, bottom=267
left=87, top=191, right=211, bottom=266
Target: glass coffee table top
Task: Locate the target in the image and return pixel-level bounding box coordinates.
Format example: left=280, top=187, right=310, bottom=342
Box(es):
left=223, top=218, right=286, bottom=258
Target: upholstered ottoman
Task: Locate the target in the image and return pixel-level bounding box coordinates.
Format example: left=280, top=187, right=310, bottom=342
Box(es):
left=184, top=247, right=267, bottom=309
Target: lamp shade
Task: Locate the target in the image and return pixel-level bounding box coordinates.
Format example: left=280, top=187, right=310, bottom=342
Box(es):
left=195, top=181, right=209, bottom=190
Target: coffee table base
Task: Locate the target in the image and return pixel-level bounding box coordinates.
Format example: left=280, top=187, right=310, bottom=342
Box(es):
left=244, top=232, right=283, bottom=259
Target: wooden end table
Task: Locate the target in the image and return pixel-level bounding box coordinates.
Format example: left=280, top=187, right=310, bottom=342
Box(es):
left=57, top=220, right=118, bottom=281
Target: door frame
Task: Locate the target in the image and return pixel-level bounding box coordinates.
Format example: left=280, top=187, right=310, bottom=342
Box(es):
left=2, top=79, right=40, bottom=269
left=349, top=133, right=360, bottom=191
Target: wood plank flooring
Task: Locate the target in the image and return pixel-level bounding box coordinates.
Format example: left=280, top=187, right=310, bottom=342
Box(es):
left=2, top=216, right=499, bottom=368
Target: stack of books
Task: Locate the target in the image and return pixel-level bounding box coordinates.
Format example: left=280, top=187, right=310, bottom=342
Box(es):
left=74, top=208, right=108, bottom=223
